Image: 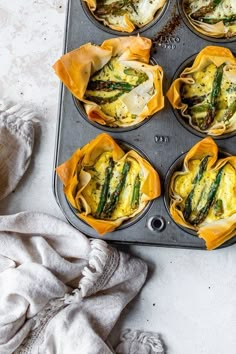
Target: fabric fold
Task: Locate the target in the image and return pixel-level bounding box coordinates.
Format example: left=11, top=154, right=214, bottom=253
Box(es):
left=0, top=212, right=148, bottom=354
left=116, top=329, right=165, bottom=354
left=0, top=100, right=36, bottom=201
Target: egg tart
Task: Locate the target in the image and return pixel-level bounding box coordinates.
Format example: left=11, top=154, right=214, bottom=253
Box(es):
left=53, top=36, right=164, bottom=128
left=167, top=46, right=236, bottom=136
left=83, top=0, right=167, bottom=33
left=56, top=133, right=161, bottom=235
left=182, top=0, right=236, bottom=39
left=169, top=137, right=236, bottom=250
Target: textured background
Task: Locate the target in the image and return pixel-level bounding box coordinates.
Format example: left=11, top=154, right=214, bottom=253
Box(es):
left=1, top=1, right=236, bottom=353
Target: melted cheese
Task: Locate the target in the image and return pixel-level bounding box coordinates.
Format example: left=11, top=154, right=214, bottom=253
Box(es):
left=85, top=57, right=153, bottom=125
left=174, top=160, right=236, bottom=224
left=81, top=152, right=142, bottom=220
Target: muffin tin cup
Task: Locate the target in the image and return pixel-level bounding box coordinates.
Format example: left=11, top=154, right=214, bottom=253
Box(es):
left=63, top=139, right=154, bottom=232
left=170, top=54, right=236, bottom=140
left=53, top=0, right=236, bottom=248
left=163, top=149, right=234, bottom=248
left=72, top=57, right=161, bottom=132
left=81, top=0, right=169, bottom=36
left=177, top=0, right=236, bottom=43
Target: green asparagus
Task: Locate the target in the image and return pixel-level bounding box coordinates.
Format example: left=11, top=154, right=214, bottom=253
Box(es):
left=131, top=175, right=141, bottom=209
left=95, top=0, right=129, bottom=16
left=102, top=161, right=130, bottom=217
left=182, top=95, right=206, bottom=107
left=124, top=68, right=148, bottom=85
left=213, top=199, right=224, bottom=216
left=183, top=155, right=209, bottom=221
left=95, top=157, right=114, bottom=218
left=87, top=80, right=135, bottom=92
left=190, top=166, right=224, bottom=226
left=191, top=0, right=222, bottom=19
left=200, top=63, right=225, bottom=130
left=223, top=100, right=236, bottom=123
left=189, top=103, right=209, bottom=114
left=85, top=92, right=124, bottom=104
left=201, top=15, right=236, bottom=25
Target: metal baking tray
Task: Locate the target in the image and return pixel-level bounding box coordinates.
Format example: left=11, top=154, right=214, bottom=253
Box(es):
left=53, top=0, right=236, bottom=249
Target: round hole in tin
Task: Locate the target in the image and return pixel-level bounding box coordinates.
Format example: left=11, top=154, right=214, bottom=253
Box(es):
left=64, top=139, right=154, bottom=232
left=177, top=0, right=236, bottom=43
left=73, top=57, right=159, bottom=133
left=147, top=215, right=165, bottom=232
left=81, top=0, right=169, bottom=36
left=164, top=149, right=232, bottom=237
left=170, top=53, right=236, bottom=140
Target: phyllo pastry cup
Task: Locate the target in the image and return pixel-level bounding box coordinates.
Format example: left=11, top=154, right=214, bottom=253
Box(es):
left=167, top=46, right=236, bottom=136
left=56, top=133, right=161, bottom=235
left=53, top=36, right=164, bottom=128
left=169, top=137, right=236, bottom=250
left=83, top=0, right=167, bottom=33
left=182, top=0, right=236, bottom=39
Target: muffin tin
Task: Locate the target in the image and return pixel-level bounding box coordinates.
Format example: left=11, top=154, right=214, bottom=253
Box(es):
left=53, top=0, right=236, bottom=249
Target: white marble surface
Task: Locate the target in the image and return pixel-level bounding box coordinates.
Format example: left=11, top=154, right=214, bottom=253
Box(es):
left=1, top=1, right=236, bottom=353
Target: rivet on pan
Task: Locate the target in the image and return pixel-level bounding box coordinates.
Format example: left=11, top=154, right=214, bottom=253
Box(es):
left=147, top=216, right=166, bottom=232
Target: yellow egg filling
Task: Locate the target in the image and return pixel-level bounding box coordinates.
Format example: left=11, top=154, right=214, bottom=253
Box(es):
left=82, top=151, right=142, bottom=220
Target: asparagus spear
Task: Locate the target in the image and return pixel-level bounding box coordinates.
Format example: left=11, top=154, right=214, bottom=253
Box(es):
left=95, top=0, right=129, bottom=16
left=95, top=157, right=114, bottom=218
left=124, top=68, right=137, bottom=76
left=87, top=80, right=135, bottom=92
left=102, top=161, right=130, bottom=217
left=191, top=0, right=222, bottom=20
left=124, top=68, right=148, bottom=85
left=189, top=99, right=228, bottom=115
left=223, top=100, right=236, bottom=123
left=85, top=92, right=124, bottom=104
left=213, top=199, right=224, bottom=217
left=200, top=63, right=225, bottom=130
left=131, top=174, right=141, bottom=209
left=86, top=70, right=148, bottom=105
left=190, top=165, right=224, bottom=226
left=182, top=95, right=206, bottom=107
left=189, top=103, right=209, bottom=114
left=183, top=155, right=209, bottom=221
left=201, top=15, right=236, bottom=25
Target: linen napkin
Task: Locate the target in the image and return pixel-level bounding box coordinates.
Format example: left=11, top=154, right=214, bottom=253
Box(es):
left=0, top=100, right=36, bottom=200
left=0, top=211, right=149, bottom=354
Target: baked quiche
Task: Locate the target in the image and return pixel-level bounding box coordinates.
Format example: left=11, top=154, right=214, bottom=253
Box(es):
left=167, top=46, right=236, bottom=136
left=169, top=137, right=236, bottom=250
left=183, top=0, right=236, bottom=38
left=83, top=0, right=167, bottom=33
left=56, top=133, right=161, bottom=235
left=53, top=36, right=164, bottom=128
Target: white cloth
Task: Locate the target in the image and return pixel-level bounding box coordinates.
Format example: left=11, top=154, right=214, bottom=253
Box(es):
left=116, top=329, right=165, bottom=354
left=0, top=100, right=36, bottom=201
left=0, top=211, right=151, bottom=354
